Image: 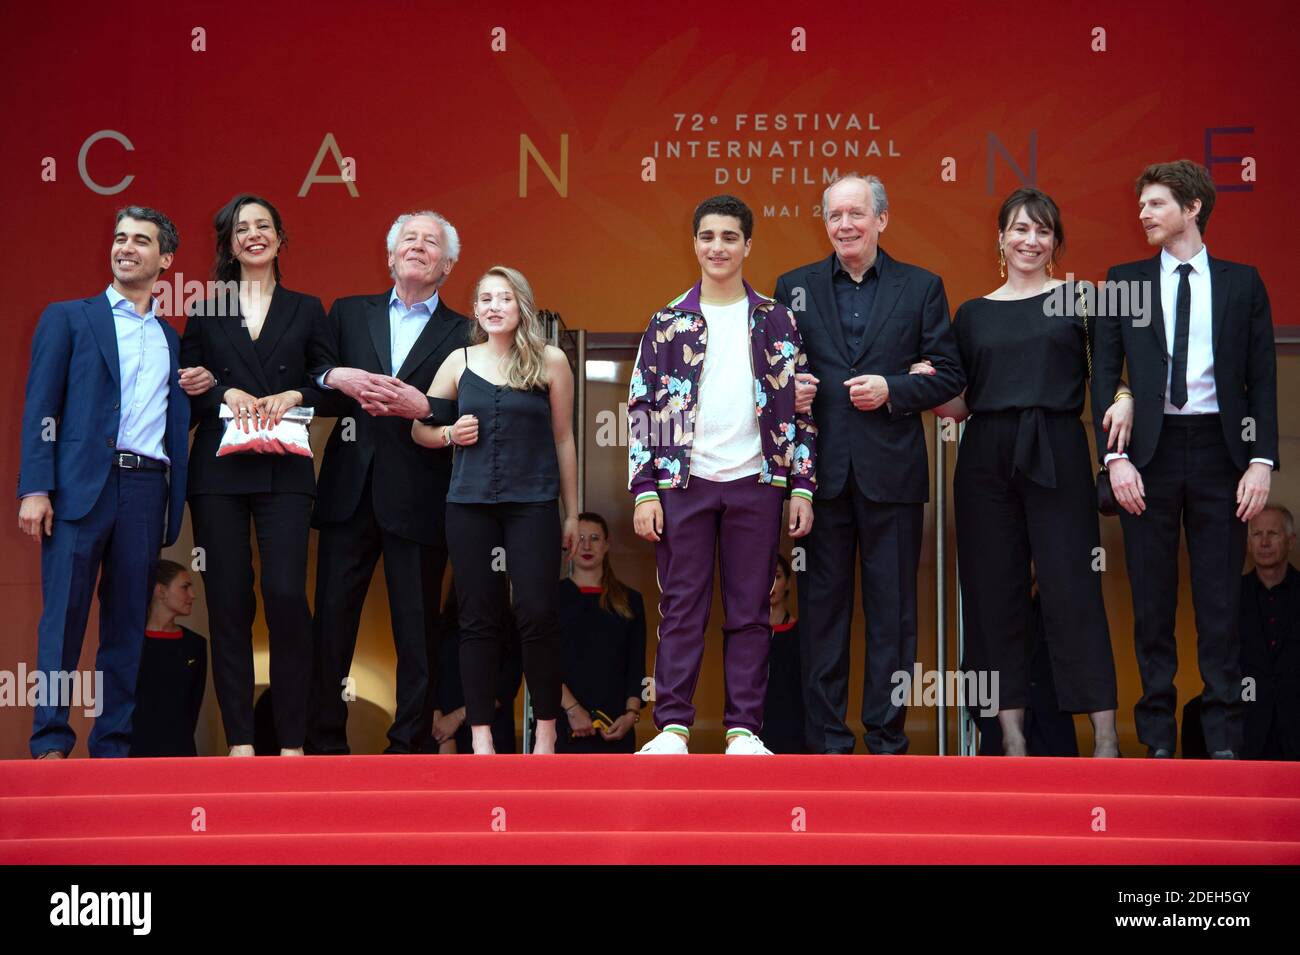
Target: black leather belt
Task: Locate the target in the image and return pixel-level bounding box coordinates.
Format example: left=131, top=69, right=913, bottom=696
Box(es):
left=1163, top=413, right=1220, bottom=427
left=114, top=452, right=166, bottom=471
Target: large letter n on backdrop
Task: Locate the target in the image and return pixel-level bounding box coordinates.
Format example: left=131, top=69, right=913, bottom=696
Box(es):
left=519, top=134, right=569, bottom=198
left=985, top=131, right=1037, bottom=195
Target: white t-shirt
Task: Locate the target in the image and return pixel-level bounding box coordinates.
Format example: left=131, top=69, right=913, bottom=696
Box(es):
left=689, top=297, right=763, bottom=482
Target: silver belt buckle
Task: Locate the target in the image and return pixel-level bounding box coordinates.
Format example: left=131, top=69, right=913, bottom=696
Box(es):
left=117, top=452, right=141, bottom=469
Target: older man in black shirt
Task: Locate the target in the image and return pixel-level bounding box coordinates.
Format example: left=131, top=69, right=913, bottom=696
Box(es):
left=1240, top=504, right=1300, bottom=760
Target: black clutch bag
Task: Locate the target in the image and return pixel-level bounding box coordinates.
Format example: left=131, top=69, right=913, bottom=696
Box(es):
left=1078, top=283, right=1120, bottom=518
left=1096, top=466, right=1119, bottom=517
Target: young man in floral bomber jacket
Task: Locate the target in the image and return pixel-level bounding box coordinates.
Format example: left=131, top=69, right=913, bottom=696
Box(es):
left=627, top=194, right=817, bottom=755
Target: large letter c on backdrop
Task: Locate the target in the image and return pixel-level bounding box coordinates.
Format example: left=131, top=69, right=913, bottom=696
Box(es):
left=77, top=129, right=135, bottom=195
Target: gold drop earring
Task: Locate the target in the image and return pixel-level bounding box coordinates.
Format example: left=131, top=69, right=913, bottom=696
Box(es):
left=998, top=246, right=1006, bottom=279
left=1047, top=261, right=1055, bottom=279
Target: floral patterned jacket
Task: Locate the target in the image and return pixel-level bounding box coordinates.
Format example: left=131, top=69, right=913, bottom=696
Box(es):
left=627, top=280, right=817, bottom=505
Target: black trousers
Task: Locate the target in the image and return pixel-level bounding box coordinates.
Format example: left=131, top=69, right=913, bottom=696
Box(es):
left=799, top=471, right=923, bottom=754
left=307, top=473, right=446, bottom=754
left=954, top=413, right=1118, bottom=716
left=446, top=501, right=562, bottom=725
left=1120, top=414, right=1247, bottom=754
left=191, top=492, right=314, bottom=748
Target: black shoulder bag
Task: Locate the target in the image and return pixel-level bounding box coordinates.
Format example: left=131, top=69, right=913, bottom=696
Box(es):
left=1078, top=284, right=1120, bottom=517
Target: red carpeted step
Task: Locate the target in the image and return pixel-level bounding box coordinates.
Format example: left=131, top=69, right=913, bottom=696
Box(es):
left=4, top=831, right=1300, bottom=865
left=4, top=754, right=1299, bottom=798
left=6, top=755, right=1298, bottom=865
left=4, top=790, right=1298, bottom=842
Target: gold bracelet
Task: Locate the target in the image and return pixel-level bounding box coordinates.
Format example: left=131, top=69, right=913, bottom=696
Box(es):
left=1113, top=390, right=1134, bottom=402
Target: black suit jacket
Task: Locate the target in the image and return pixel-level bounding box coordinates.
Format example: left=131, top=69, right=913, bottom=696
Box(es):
left=181, top=286, right=333, bottom=497
left=1091, top=254, right=1278, bottom=470
left=774, top=249, right=964, bottom=503
left=311, top=289, right=470, bottom=546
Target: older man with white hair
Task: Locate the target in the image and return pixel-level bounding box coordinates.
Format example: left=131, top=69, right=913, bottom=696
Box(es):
left=774, top=174, right=964, bottom=755
left=306, top=210, right=470, bottom=754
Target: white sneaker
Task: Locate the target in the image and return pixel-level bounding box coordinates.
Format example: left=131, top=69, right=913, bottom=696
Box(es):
left=725, top=732, right=773, bottom=755
left=636, top=730, right=690, bottom=755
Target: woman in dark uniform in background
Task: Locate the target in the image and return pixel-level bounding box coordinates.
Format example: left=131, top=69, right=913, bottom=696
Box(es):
left=556, top=512, right=646, bottom=753
left=180, top=193, right=334, bottom=757
left=130, top=559, right=207, bottom=757
left=922, top=188, right=1128, bottom=757
left=762, top=555, right=806, bottom=754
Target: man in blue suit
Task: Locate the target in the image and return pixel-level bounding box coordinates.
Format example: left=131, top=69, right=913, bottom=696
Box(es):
left=18, top=206, right=192, bottom=758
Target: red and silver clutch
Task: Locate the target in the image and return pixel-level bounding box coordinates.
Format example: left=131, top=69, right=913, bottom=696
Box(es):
left=217, top=405, right=315, bottom=458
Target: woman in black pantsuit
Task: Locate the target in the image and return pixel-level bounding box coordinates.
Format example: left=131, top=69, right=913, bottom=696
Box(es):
left=922, top=188, right=1129, bottom=757
left=180, top=193, right=334, bottom=756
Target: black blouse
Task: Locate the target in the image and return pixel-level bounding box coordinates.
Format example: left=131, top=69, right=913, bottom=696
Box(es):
left=557, top=579, right=646, bottom=719
left=953, top=286, right=1093, bottom=415
left=447, top=365, right=560, bottom=505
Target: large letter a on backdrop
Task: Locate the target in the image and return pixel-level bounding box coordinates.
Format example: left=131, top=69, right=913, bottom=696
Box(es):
left=298, top=133, right=360, bottom=197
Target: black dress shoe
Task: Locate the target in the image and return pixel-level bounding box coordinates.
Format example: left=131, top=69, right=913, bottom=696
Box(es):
left=822, top=748, right=854, bottom=755
left=1211, top=749, right=1237, bottom=760
left=1148, top=747, right=1174, bottom=758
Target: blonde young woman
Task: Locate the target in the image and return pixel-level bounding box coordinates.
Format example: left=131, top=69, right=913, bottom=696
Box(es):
left=414, top=266, right=578, bottom=755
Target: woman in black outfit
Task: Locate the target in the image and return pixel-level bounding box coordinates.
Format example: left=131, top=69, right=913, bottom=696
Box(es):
left=180, top=193, right=334, bottom=757
left=923, top=188, right=1129, bottom=757
left=762, top=555, right=806, bottom=754
left=556, top=512, right=646, bottom=753
left=414, top=265, right=578, bottom=755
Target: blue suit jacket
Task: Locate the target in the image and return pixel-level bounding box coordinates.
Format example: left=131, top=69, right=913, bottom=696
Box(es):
left=17, top=294, right=189, bottom=546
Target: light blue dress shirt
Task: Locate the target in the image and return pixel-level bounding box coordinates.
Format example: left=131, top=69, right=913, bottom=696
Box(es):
left=105, top=284, right=171, bottom=463
left=319, top=288, right=439, bottom=388
left=387, top=288, right=438, bottom=375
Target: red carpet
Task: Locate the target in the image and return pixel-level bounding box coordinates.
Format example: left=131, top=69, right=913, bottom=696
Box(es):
left=3, top=755, right=1299, bottom=864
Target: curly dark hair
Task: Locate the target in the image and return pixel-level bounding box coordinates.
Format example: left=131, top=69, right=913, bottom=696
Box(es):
left=692, top=194, right=753, bottom=240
